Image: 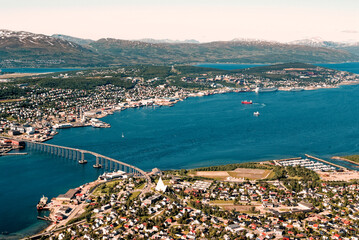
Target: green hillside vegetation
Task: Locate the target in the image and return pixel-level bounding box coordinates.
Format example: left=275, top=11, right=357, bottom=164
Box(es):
left=342, top=155, right=359, bottom=163
left=0, top=86, right=28, bottom=100
left=18, top=77, right=135, bottom=90
left=9, top=62, right=343, bottom=91
left=231, top=62, right=318, bottom=73
left=88, top=40, right=358, bottom=66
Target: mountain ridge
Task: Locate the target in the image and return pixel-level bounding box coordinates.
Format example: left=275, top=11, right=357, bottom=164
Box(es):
left=0, top=30, right=358, bottom=67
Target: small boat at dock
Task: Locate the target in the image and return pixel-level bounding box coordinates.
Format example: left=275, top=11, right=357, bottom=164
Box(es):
left=290, top=87, right=304, bottom=92
left=37, top=195, right=48, bottom=211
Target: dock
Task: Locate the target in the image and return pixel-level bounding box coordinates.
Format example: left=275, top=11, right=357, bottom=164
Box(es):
left=331, top=156, right=359, bottom=167
left=37, top=216, right=52, bottom=221
left=273, top=157, right=302, bottom=165
left=0, top=152, right=28, bottom=156
left=305, top=154, right=347, bottom=170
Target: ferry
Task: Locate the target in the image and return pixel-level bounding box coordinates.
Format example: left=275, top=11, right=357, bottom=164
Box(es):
left=241, top=100, right=253, bottom=104
left=255, top=87, right=278, bottom=93
left=37, top=195, right=48, bottom=210
left=253, top=111, right=260, bottom=116
left=52, top=123, right=72, bottom=129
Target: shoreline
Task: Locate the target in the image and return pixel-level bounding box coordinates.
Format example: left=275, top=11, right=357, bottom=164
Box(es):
left=29, top=153, right=359, bottom=238
left=4, top=82, right=359, bottom=237
left=10, top=80, right=359, bottom=145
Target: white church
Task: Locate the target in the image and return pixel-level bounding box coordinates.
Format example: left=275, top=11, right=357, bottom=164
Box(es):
left=155, top=177, right=167, bottom=192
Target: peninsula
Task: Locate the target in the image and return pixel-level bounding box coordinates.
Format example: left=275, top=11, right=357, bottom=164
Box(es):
left=1, top=63, right=358, bottom=144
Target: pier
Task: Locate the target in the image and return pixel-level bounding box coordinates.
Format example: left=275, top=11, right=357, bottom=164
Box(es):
left=0, top=152, right=28, bottom=156
left=331, top=156, right=359, bottom=167
left=305, top=154, right=347, bottom=170
left=273, top=157, right=302, bottom=165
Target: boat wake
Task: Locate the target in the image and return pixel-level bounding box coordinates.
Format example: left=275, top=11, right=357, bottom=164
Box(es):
left=252, top=103, right=266, bottom=108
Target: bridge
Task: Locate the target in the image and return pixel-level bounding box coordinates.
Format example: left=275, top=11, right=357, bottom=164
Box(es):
left=24, top=140, right=151, bottom=185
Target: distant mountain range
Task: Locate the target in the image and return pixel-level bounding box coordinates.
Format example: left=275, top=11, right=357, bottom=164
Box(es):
left=0, top=29, right=358, bottom=67
left=51, top=34, right=94, bottom=46
left=289, top=37, right=359, bottom=56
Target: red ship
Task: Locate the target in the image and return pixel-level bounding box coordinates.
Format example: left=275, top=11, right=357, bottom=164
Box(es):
left=241, top=100, right=253, bottom=104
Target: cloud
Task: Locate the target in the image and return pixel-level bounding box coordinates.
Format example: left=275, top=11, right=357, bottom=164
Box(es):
left=342, top=30, right=359, bottom=34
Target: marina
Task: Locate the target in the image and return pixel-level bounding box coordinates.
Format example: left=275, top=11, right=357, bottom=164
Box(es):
left=276, top=157, right=337, bottom=172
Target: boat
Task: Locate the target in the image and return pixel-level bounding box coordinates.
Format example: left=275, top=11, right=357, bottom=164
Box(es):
left=122, top=132, right=124, bottom=138
left=290, top=87, right=304, bottom=92
left=241, top=100, right=253, bottom=104
left=255, top=87, right=278, bottom=93
left=78, top=160, right=88, bottom=164
left=93, top=164, right=102, bottom=168
left=52, top=123, right=73, bottom=129
left=253, top=111, right=260, bottom=116
left=37, top=195, right=48, bottom=210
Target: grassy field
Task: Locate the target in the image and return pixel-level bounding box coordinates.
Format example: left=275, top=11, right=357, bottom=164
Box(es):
left=129, top=191, right=141, bottom=200
left=136, top=183, right=146, bottom=190
left=222, top=205, right=258, bottom=213
left=92, top=180, right=121, bottom=196
left=194, top=168, right=272, bottom=181
left=210, top=200, right=234, bottom=205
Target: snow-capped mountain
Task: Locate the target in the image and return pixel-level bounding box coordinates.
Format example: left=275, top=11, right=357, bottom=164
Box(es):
left=136, top=38, right=200, bottom=44
left=0, top=29, right=358, bottom=67
left=0, top=29, right=85, bottom=50
left=290, top=37, right=359, bottom=48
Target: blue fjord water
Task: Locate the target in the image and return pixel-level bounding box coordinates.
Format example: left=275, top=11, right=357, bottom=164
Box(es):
left=1, top=62, right=359, bottom=238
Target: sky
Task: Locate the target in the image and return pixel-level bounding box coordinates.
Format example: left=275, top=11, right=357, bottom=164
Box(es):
left=0, top=0, right=358, bottom=42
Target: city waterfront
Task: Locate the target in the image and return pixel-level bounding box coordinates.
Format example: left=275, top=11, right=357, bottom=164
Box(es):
left=1, top=63, right=359, bottom=238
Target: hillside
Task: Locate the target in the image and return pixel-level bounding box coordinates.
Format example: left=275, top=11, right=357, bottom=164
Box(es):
left=0, top=30, right=111, bottom=67
left=290, top=38, right=359, bottom=56
left=89, top=39, right=358, bottom=65
left=51, top=34, right=94, bottom=46
left=0, top=30, right=358, bottom=67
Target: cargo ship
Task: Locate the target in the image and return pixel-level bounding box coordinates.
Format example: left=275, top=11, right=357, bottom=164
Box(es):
left=255, top=87, right=278, bottom=93
left=241, top=100, right=253, bottom=104
left=37, top=195, right=48, bottom=210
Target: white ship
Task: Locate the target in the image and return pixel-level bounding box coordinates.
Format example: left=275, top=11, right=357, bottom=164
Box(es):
left=53, top=123, right=73, bottom=129
left=255, top=87, right=278, bottom=93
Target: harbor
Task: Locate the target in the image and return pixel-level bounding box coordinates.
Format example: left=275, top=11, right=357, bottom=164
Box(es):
left=276, top=156, right=337, bottom=172
left=2, top=83, right=359, bottom=237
